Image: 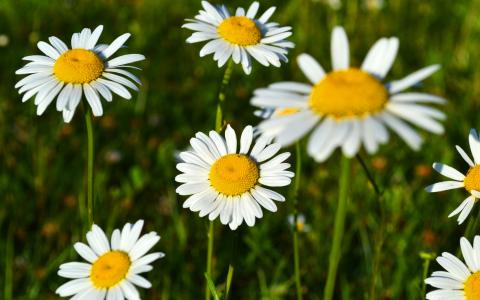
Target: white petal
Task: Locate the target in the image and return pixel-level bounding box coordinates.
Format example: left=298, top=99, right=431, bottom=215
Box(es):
left=388, top=65, right=440, bottom=94
left=432, top=163, right=465, bottom=181
left=425, top=181, right=464, bottom=193
left=331, top=26, right=349, bottom=70
left=297, top=53, right=325, bottom=84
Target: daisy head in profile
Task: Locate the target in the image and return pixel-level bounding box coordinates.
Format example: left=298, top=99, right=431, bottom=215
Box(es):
left=56, top=220, right=164, bottom=299
left=15, top=25, right=144, bottom=123
left=183, top=1, right=294, bottom=74
left=175, top=125, right=294, bottom=230
left=426, top=129, right=480, bottom=225
left=251, top=26, right=445, bottom=162
left=426, top=236, right=480, bottom=300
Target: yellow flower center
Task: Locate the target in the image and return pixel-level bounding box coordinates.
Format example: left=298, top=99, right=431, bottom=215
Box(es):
left=465, top=272, right=480, bottom=300
left=217, top=16, right=262, bottom=46
left=296, top=222, right=305, bottom=232
left=309, top=68, right=388, bottom=119
left=465, top=165, right=480, bottom=193
left=90, top=251, right=131, bottom=288
left=209, top=154, right=259, bottom=196
left=53, top=49, right=104, bottom=84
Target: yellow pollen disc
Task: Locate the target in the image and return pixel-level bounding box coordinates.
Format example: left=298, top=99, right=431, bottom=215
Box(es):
left=209, top=154, right=259, bottom=196
left=309, top=68, right=388, bottom=119
left=217, top=16, right=262, bottom=46
left=464, top=165, right=480, bottom=193
left=275, top=108, right=301, bottom=116
left=465, top=272, right=480, bottom=300
left=53, top=49, right=104, bottom=84
left=90, top=251, right=131, bottom=288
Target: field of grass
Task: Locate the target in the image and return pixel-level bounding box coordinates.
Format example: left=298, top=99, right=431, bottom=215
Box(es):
left=1, top=0, right=480, bottom=299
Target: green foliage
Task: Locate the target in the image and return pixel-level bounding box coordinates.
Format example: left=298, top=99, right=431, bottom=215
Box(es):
left=1, top=0, right=480, bottom=299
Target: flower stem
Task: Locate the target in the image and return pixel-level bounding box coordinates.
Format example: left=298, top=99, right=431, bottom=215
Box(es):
left=84, top=108, right=95, bottom=227
left=205, top=59, right=234, bottom=300
left=323, top=156, right=350, bottom=300
left=293, top=142, right=303, bottom=300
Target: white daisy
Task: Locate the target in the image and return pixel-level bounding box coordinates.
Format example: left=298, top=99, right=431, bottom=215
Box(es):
left=250, top=26, right=445, bottom=162
left=425, top=129, right=480, bottom=225
left=56, top=220, right=164, bottom=299
left=425, top=236, right=480, bottom=300
left=175, top=125, right=294, bottom=230
left=287, top=214, right=311, bottom=233
left=15, top=25, right=144, bottom=123
left=182, top=1, right=294, bottom=74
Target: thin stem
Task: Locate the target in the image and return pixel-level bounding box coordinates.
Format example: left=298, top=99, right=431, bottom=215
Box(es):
left=292, top=142, right=303, bottom=300
left=85, top=108, right=95, bottom=227
left=356, top=154, right=381, bottom=196
left=215, top=60, right=233, bottom=132
left=420, top=252, right=435, bottom=298
left=205, top=221, right=214, bottom=300
left=205, top=59, right=234, bottom=300
left=323, top=156, right=350, bottom=300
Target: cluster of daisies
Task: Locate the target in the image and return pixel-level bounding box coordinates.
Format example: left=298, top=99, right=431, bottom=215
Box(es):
left=13, top=0, right=477, bottom=298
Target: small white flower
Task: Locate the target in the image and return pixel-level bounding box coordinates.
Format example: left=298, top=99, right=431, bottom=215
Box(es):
left=175, top=125, right=294, bottom=230
left=56, top=220, right=164, bottom=299
left=251, top=26, right=445, bottom=162
left=426, top=128, right=480, bottom=225
left=426, top=236, right=480, bottom=300
left=287, top=214, right=311, bottom=232
left=183, top=1, right=294, bottom=74
left=15, top=25, right=144, bottom=123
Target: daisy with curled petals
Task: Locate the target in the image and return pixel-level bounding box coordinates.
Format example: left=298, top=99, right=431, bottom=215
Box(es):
left=251, top=26, right=445, bottom=162
left=15, top=25, right=144, bottom=123
left=56, top=220, right=164, bottom=300
left=175, top=125, right=294, bottom=230
left=425, top=235, right=480, bottom=300
left=183, top=1, right=294, bottom=74
left=425, top=129, right=480, bottom=225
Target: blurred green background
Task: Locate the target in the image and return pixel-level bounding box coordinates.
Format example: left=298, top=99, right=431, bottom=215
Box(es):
left=1, top=0, right=480, bottom=299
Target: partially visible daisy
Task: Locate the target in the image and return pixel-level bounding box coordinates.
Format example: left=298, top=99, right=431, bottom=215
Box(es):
left=251, top=26, right=445, bottom=162
left=425, top=129, right=480, bottom=225
left=287, top=214, right=311, bottom=233
left=15, top=25, right=144, bottom=123
left=175, top=125, right=294, bottom=230
left=425, top=235, right=480, bottom=300
left=183, top=1, right=294, bottom=74
left=56, top=220, right=164, bottom=299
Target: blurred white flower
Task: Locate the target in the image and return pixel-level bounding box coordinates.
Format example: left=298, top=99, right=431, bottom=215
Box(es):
left=251, top=26, right=445, bottom=162
left=288, top=214, right=311, bottom=232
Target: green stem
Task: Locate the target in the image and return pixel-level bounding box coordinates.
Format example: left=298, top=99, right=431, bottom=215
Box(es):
left=205, top=59, right=234, bottom=300
left=356, top=154, right=382, bottom=196
left=85, top=108, right=95, bottom=227
left=293, top=142, right=303, bottom=300
left=215, top=60, right=233, bottom=132
left=323, top=156, right=350, bottom=300
left=420, top=253, right=434, bottom=298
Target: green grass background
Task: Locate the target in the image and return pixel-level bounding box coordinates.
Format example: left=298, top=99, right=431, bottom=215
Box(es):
left=1, top=0, right=480, bottom=299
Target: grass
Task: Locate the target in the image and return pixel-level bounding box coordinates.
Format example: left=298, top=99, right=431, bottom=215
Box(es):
left=1, top=0, right=480, bottom=298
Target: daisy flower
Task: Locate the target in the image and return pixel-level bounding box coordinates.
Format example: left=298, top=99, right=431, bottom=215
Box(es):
left=287, top=214, right=311, bottom=233
left=15, top=25, right=144, bottom=123
left=425, top=129, right=480, bottom=225
left=182, top=1, right=294, bottom=74
left=175, top=125, right=294, bottom=230
left=425, top=236, right=480, bottom=300
left=56, top=220, right=164, bottom=299
left=250, top=26, right=445, bottom=162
